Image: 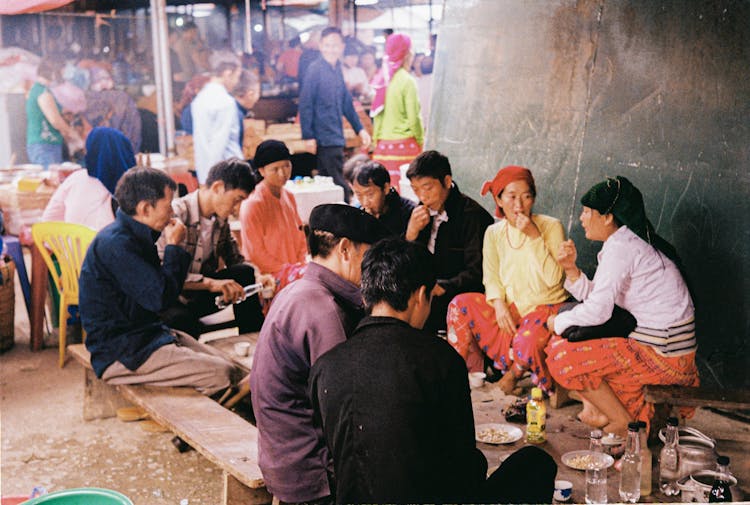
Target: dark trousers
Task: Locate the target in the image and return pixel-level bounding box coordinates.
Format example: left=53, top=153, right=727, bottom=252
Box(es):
left=316, top=145, right=351, bottom=203
left=482, top=446, right=557, bottom=503
left=160, top=264, right=264, bottom=338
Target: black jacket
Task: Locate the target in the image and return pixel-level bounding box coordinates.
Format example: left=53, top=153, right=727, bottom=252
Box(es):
left=378, top=188, right=416, bottom=236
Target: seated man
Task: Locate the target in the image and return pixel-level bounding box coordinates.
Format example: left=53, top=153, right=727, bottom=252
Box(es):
left=405, top=150, right=494, bottom=332
left=250, top=204, right=388, bottom=504
left=157, top=158, right=268, bottom=338
left=351, top=160, right=415, bottom=236
left=310, top=238, right=557, bottom=503
left=80, top=167, right=241, bottom=396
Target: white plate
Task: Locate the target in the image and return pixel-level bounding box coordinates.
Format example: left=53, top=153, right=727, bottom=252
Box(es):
left=601, top=433, right=625, bottom=446
left=475, top=423, right=523, bottom=445
left=561, top=450, right=614, bottom=471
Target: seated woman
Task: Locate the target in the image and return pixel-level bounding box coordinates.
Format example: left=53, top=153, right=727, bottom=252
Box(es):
left=447, top=166, right=568, bottom=394
left=546, top=176, right=698, bottom=437
left=239, top=140, right=307, bottom=292
left=42, top=126, right=135, bottom=230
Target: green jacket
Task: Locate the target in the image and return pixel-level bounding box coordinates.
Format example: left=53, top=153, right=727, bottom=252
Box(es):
left=372, top=68, right=424, bottom=146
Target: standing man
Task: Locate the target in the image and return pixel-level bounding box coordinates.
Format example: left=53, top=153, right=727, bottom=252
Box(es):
left=80, top=167, right=240, bottom=396
left=157, top=158, right=270, bottom=338
left=299, top=27, right=371, bottom=202
left=310, top=238, right=557, bottom=503
left=192, top=52, right=243, bottom=184
left=351, top=160, right=415, bottom=236
left=405, top=150, right=494, bottom=333
left=250, top=204, right=388, bottom=504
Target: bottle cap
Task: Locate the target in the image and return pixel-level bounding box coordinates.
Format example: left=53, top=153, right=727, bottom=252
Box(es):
left=717, top=455, right=730, bottom=466
left=590, top=429, right=603, bottom=439
left=627, top=421, right=640, bottom=431
left=636, top=420, right=647, bottom=429
left=531, top=387, right=543, bottom=399
left=667, top=416, right=679, bottom=426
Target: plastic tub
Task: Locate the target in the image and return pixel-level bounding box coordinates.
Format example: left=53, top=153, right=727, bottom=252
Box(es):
left=20, top=488, right=133, bottom=505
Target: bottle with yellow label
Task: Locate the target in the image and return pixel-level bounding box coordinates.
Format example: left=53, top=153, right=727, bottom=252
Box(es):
left=526, top=387, right=546, bottom=444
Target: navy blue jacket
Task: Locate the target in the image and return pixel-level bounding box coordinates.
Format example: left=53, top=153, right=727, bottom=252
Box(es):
left=80, top=209, right=191, bottom=377
left=299, top=57, right=363, bottom=147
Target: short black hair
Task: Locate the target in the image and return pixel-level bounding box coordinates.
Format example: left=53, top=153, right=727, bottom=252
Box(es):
left=343, top=153, right=370, bottom=185
left=361, top=238, right=436, bottom=312
left=406, top=150, right=452, bottom=182
left=321, top=26, right=343, bottom=40
left=205, top=158, right=255, bottom=193
left=306, top=229, right=341, bottom=259
left=114, top=166, right=176, bottom=216
left=354, top=161, right=390, bottom=189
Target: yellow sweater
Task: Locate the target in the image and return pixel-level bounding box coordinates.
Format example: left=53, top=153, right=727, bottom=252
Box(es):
left=482, top=214, right=568, bottom=316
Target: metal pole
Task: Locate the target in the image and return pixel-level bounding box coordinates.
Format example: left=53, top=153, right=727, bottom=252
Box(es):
left=244, top=0, right=253, bottom=53
left=149, top=0, right=175, bottom=155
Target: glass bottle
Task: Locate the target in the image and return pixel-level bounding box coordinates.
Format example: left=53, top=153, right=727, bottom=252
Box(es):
left=709, top=456, right=733, bottom=502
left=659, top=416, right=680, bottom=496
left=637, top=420, right=652, bottom=496
left=215, top=282, right=264, bottom=309
left=525, top=387, right=546, bottom=444
left=619, top=422, right=641, bottom=504
left=586, top=429, right=607, bottom=504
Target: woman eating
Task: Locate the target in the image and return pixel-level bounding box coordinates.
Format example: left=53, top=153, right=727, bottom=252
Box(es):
left=546, top=176, right=698, bottom=436
left=447, top=166, right=568, bottom=394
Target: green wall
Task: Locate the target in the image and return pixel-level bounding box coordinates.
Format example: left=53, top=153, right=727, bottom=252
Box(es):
left=428, top=0, right=750, bottom=387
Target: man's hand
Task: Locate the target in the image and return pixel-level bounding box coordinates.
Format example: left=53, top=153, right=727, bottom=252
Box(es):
left=493, top=300, right=517, bottom=336
left=358, top=129, right=371, bottom=150
left=431, top=283, right=445, bottom=298
left=206, top=278, right=246, bottom=304
left=405, top=205, right=430, bottom=241
left=515, top=213, right=541, bottom=239
left=557, top=239, right=580, bottom=281
left=304, top=139, right=317, bottom=154
left=163, top=218, right=186, bottom=246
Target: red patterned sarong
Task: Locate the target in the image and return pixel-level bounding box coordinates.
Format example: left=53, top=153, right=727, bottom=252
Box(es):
left=545, top=335, right=699, bottom=429
left=372, top=137, right=421, bottom=191
left=447, top=293, right=563, bottom=393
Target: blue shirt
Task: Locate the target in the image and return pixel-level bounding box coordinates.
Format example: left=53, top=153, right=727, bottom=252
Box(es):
left=299, top=57, right=363, bottom=147
left=80, top=209, right=191, bottom=377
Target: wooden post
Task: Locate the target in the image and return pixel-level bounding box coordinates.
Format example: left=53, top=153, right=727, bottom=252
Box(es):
left=82, top=367, right=130, bottom=421
left=223, top=473, right=272, bottom=505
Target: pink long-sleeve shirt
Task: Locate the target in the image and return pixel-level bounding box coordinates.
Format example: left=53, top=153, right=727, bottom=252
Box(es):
left=42, top=169, right=114, bottom=231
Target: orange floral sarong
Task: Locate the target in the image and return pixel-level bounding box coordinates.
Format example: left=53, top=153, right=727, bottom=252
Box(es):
left=447, top=293, right=563, bottom=393
left=545, top=335, right=699, bottom=428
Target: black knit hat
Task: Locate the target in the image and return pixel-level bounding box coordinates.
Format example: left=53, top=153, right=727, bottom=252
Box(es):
left=309, top=204, right=390, bottom=244
left=253, top=140, right=291, bottom=169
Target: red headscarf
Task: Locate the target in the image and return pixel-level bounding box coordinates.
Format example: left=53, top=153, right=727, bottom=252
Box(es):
left=370, top=33, right=412, bottom=118
left=480, top=165, right=536, bottom=218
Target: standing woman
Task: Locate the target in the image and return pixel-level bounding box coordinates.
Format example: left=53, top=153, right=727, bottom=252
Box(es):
left=42, top=127, right=135, bottom=230
left=546, top=176, right=697, bottom=436
left=26, top=59, right=77, bottom=168
left=371, top=33, right=424, bottom=190
left=446, top=166, right=568, bottom=395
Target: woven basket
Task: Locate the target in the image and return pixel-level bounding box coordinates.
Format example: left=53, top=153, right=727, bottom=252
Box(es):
left=0, top=255, right=15, bottom=352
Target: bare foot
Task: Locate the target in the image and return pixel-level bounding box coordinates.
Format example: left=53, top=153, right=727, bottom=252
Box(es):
left=569, top=389, right=582, bottom=402
left=498, top=371, right=518, bottom=395
left=577, top=403, right=609, bottom=428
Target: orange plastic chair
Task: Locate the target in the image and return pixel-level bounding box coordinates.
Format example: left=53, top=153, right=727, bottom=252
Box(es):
left=31, top=222, right=97, bottom=367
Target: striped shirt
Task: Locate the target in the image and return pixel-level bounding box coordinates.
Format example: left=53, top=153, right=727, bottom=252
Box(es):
left=554, top=226, right=695, bottom=356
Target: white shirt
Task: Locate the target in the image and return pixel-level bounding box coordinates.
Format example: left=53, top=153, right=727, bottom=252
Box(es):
left=191, top=81, right=243, bottom=184
left=427, top=208, right=448, bottom=254
left=554, top=226, right=694, bottom=334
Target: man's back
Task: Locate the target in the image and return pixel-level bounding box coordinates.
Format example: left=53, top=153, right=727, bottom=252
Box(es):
left=310, top=316, right=487, bottom=503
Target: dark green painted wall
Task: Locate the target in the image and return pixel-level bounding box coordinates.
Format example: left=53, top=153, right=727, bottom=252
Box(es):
left=428, top=0, right=750, bottom=387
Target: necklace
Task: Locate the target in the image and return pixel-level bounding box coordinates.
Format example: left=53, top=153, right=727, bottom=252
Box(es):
left=505, top=221, right=527, bottom=250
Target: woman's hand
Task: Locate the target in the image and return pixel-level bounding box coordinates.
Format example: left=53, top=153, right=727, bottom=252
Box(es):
left=557, top=240, right=581, bottom=281
left=493, top=300, right=517, bottom=336
left=547, top=314, right=557, bottom=334
left=515, top=213, right=541, bottom=239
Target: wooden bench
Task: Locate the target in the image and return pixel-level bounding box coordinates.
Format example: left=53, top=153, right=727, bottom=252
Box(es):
left=645, top=385, right=750, bottom=411
left=68, top=344, right=271, bottom=505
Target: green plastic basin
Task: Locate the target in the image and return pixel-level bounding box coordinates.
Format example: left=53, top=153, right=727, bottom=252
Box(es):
left=21, top=488, right=133, bottom=505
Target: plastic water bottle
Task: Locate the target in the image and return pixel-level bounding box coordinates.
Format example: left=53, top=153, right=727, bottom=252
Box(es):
left=659, top=416, right=680, bottom=496
left=637, top=420, right=652, bottom=496
left=586, top=429, right=608, bottom=504
left=214, top=283, right=263, bottom=309
left=525, top=387, right=546, bottom=444
left=619, top=422, right=641, bottom=504
left=709, top=456, right=733, bottom=502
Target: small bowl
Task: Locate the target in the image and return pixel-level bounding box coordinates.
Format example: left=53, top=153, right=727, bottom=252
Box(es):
left=469, top=372, right=486, bottom=389
left=234, top=342, right=251, bottom=357
left=554, top=479, right=573, bottom=502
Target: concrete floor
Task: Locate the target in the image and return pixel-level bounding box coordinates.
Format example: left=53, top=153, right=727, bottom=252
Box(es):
left=2, top=261, right=749, bottom=503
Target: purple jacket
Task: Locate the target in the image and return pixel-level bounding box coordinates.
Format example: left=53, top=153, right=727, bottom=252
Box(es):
left=249, top=262, right=364, bottom=502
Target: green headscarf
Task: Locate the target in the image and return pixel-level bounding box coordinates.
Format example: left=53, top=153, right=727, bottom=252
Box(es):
left=580, top=175, right=680, bottom=265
